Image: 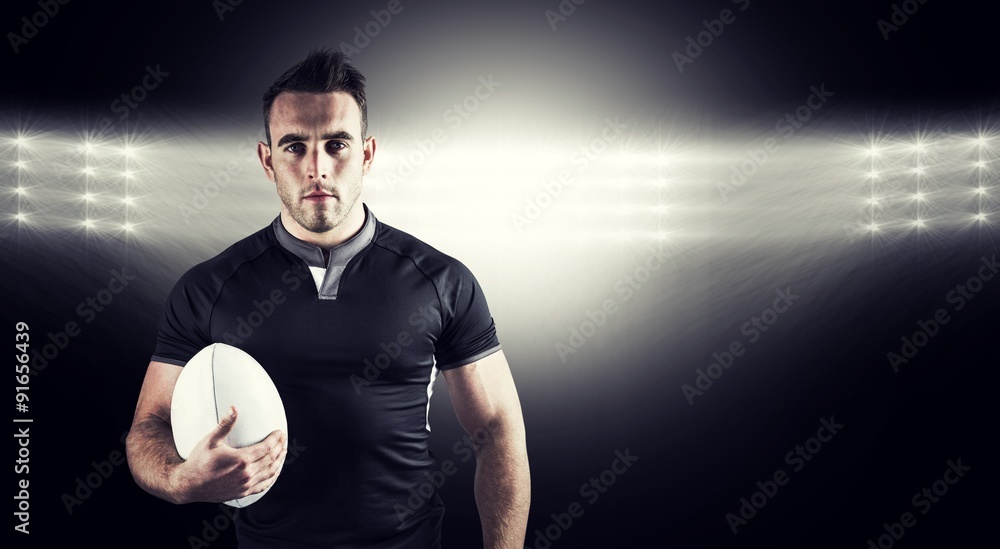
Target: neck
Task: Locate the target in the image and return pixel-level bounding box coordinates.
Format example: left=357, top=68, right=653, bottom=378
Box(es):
left=279, top=205, right=365, bottom=250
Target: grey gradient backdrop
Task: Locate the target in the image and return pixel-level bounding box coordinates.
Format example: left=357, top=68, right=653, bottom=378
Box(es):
left=3, top=1, right=997, bottom=547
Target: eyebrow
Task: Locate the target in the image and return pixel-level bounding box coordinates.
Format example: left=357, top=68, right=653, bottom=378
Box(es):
left=275, top=131, right=355, bottom=148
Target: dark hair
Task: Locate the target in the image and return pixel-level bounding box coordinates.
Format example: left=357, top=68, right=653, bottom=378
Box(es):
left=262, top=48, right=368, bottom=144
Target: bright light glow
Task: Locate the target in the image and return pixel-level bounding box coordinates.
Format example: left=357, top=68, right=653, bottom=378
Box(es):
left=3, top=126, right=998, bottom=242
left=82, top=218, right=96, bottom=228
left=14, top=213, right=27, bottom=222
left=14, top=136, right=28, bottom=147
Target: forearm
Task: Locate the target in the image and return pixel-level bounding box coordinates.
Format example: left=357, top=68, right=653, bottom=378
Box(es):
left=474, top=423, right=530, bottom=549
left=125, top=415, right=187, bottom=504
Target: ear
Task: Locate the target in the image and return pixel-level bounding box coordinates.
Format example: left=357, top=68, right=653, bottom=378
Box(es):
left=361, top=135, right=376, bottom=176
left=257, top=141, right=276, bottom=183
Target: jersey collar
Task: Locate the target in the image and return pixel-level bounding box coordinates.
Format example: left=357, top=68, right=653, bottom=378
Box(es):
left=272, top=203, right=376, bottom=268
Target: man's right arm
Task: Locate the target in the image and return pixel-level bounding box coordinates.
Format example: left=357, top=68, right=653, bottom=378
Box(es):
left=125, top=360, right=286, bottom=504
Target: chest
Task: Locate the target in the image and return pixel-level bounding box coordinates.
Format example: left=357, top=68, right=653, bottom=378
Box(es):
left=206, top=257, right=444, bottom=388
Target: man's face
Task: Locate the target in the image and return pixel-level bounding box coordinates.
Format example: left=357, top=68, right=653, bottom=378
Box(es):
left=258, top=91, right=374, bottom=236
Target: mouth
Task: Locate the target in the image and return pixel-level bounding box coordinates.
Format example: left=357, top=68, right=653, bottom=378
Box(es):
left=303, top=192, right=336, bottom=202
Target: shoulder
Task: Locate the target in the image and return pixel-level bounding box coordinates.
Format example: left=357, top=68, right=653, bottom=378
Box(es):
left=370, top=218, right=476, bottom=285
left=173, top=223, right=279, bottom=294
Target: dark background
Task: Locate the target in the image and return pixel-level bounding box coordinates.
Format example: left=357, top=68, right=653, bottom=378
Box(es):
left=4, top=1, right=997, bottom=547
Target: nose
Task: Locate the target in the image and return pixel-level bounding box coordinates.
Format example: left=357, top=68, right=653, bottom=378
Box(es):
left=307, top=147, right=332, bottom=181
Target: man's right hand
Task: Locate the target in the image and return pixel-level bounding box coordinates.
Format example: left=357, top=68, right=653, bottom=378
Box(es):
left=172, top=406, right=287, bottom=504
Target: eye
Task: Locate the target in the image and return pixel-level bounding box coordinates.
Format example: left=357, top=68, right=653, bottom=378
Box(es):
left=284, top=143, right=304, bottom=154
left=327, top=141, right=347, bottom=153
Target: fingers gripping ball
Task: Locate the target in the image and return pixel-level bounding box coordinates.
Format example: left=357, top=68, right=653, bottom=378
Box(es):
left=171, top=343, right=288, bottom=507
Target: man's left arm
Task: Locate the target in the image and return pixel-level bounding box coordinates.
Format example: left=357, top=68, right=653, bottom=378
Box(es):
left=442, top=350, right=530, bottom=549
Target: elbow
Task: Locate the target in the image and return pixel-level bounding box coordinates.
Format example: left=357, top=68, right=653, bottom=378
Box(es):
left=124, top=428, right=143, bottom=483
left=123, top=419, right=187, bottom=505
left=470, top=414, right=527, bottom=457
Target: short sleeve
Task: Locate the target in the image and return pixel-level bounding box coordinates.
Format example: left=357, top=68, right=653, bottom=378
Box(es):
left=150, top=271, right=215, bottom=366
left=433, top=262, right=501, bottom=370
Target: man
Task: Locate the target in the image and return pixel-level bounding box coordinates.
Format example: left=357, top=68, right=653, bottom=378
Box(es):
left=126, top=48, right=530, bottom=548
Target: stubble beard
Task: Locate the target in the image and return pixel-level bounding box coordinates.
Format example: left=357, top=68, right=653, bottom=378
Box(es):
left=277, top=176, right=359, bottom=234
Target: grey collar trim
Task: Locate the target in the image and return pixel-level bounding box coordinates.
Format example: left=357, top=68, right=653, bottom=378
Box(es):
left=271, top=204, right=376, bottom=299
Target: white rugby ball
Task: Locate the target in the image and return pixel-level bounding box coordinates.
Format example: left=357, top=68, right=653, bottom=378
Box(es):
left=170, top=343, right=287, bottom=507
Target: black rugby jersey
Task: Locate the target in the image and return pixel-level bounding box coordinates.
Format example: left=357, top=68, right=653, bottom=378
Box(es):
left=152, top=204, right=501, bottom=548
